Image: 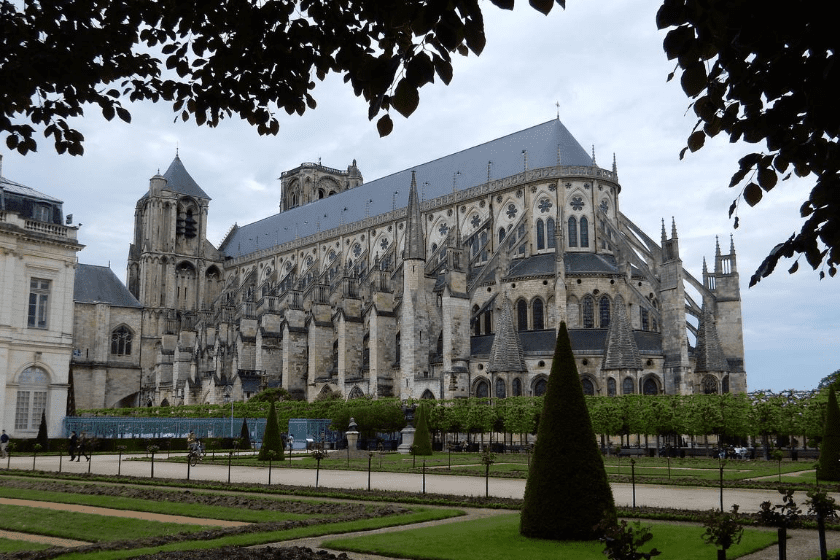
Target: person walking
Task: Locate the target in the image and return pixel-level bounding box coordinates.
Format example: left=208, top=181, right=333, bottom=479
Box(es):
left=77, top=432, right=88, bottom=461
left=1, top=430, right=9, bottom=458
left=68, top=431, right=78, bottom=461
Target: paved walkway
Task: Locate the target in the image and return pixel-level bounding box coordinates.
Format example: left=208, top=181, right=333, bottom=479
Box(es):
left=3, top=453, right=840, bottom=559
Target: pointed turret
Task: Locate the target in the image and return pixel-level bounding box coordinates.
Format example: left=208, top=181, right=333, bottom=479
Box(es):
left=404, top=171, right=425, bottom=261
left=603, top=295, right=642, bottom=370
left=591, top=145, right=597, bottom=167
left=612, top=153, right=617, bottom=176
left=660, top=218, right=667, bottom=247
left=694, top=301, right=729, bottom=373
left=487, top=296, right=527, bottom=374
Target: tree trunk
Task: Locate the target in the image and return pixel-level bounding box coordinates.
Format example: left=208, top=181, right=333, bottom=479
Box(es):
left=778, top=527, right=786, bottom=560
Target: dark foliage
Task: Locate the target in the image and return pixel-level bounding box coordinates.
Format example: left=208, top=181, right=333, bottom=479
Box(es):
left=249, top=387, right=292, bottom=403
left=36, top=411, right=49, bottom=450
left=818, top=387, right=840, bottom=480
left=658, top=0, right=840, bottom=283
left=599, top=519, right=661, bottom=560
left=412, top=403, right=433, bottom=455
left=0, top=0, right=564, bottom=156
left=258, top=400, right=284, bottom=461
left=239, top=418, right=252, bottom=450
left=520, top=322, right=616, bottom=540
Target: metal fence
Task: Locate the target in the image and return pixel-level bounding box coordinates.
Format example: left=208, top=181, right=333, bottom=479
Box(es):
left=63, top=417, right=267, bottom=442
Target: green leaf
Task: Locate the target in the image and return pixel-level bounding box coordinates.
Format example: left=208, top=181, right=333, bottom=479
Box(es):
left=116, top=107, right=131, bottom=123
left=529, top=0, right=554, bottom=16
left=744, top=182, right=763, bottom=207
left=680, top=62, right=707, bottom=97
left=758, top=167, right=777, bottom=191
left=376, top=114, right=393, bottom=137
left=392, top=79, right=419, bottom=118
left=489, top=0, right=514, bottom=9
left=687, top=130, right=705, bottom=152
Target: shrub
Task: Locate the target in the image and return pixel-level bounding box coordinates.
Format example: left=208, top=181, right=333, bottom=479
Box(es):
left=240, top=418, right=252, bottom=449
left=412, top=403, right=433, bottom=455
left=520, top=322, right=616, bottom=540
left=818, top=387, right=840, bottom=480
left=258, top=400, right=284, bottom=461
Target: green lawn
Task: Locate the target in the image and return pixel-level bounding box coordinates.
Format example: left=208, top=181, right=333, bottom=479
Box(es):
left=187, top=450, right=818, bottom=483
left=0, top=504, right=216, bottom=542
left=324, top=513, right=778, bottom=560
left=0, top=537, right=51, bottom=554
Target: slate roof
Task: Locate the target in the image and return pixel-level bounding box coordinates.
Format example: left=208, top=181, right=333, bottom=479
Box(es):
left=506, top=253, right=556, bottom=279
left=602, top=295, right=643, bottom=370
left=74, top=264, right=143, bottom=307
left=1, top=176, right=63, bottom=204
left=222, top=119, right=592, bottom=258
left=139, top=155, right=211, bottom=201
left=487, top=297, right=527, bottom=373
left=471, top=328, right=663, bottom=356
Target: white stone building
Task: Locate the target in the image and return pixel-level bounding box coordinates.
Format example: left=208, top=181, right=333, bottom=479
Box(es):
left=1, top=161, right=82, bottom=437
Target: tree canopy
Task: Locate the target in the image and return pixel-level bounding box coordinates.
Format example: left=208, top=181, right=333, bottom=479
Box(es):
left=0, top=0, right=563, bottom=156
left=658, top=0, right=840, bottom=284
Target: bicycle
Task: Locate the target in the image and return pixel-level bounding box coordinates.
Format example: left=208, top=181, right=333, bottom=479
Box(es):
left=188, top=442, right=204, bottom=467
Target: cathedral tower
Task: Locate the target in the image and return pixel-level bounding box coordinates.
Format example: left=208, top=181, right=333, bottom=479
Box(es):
left=658, top=218, right=690, bottom=394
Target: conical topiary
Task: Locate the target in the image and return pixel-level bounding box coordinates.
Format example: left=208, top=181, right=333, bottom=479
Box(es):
left=520, top=322, right=616, bottom=540
left=37, top=411, right=49, bottom=450
left=413, top=403, right=433, bottom=455
left=258, top=400, right=284, bottom=461
left=818, top=386, right=840, bottom=480
left=240, top=417, right=252, bottom=450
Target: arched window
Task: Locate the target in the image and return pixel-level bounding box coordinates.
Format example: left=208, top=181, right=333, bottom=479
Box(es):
left=536, top=219, right=545, bottom=250
left=722, top=375, right=730, bottom=393
left=582, top=378, right=595, bottom=395
left=436, top=332, right=443, bottom=356
left=623, top=377, right=634, bottom=395
left=641, top=308, right=649, bottom=331
left=498, top=227, right=506, bottom=243
left=599, top=297, right=611, bottom=329
left=703, top=375, right=718, bottom=394
left=580, top=216, right=589, bottom=247
left=395, top=333, right=400, bottom=365
left=517, top=299, right=528, bottom=331
left=495, top=378, right=506, bottom=399
left=15, top=366, right=49, bottom=431
left=643, top=378, right=658, bottom=395
left=582, top=296, right=594, bottom=328
left=349, top=386, right=365, bottom=399
left=512, top=378, right=522, bottom=397
left=533, top=299, right=544, bottom=330
left=480, top=231, right=488, bottom=261
left=111, top=326, right=133, bottom=356
left=547, top=218, right=556, bottom=249
left=421, top=389, right=436, bottom=399
left=608, top=378, right=617, bottom=396
left=475, top=380, right=489, bottom=398
left=534, top=378, right=547, bottom=397
left=568, top=216, right=578, bottom=247
left=484, top=310, right=492, bottom=334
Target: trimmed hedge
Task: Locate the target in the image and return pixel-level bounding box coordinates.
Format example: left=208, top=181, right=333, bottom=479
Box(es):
left=818, top=386, right=840, bottom=480
left=520, top=322, right=616, bottom=540
left=412, top=403, right=433, bottom=455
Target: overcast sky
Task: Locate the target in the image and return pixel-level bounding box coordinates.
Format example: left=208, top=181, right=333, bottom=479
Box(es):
left=2, top=2, right=837, bottom=392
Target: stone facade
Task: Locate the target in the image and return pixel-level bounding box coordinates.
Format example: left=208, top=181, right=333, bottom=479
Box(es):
left=88, top=120, right=749, bottom=409
left=1, top=164, right=83, bottom=436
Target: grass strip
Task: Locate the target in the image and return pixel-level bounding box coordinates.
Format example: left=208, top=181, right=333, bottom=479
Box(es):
left=324, top=513, right=777, bottom=560
left=51, top=508, right=463, bottom=559
left=0, top=537, right=52, bottom=553
left=0, top=505, right=214, bottom=542
left=0, top=486, right=311, bottom=523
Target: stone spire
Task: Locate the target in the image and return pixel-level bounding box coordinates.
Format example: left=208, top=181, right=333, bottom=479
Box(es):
left=404, top=171, right=425, bottom=261
left=487, top=296, right=527, bottom=373
left=694, top=301, right=730, bottom=372
left=602, top=295, right=642, bottom=370
left=660, top=218, right=667, bottom=246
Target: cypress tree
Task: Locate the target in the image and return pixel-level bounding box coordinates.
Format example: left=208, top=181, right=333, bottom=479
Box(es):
left=520, top=322, right=615, bottom=540
left=258, top=400, right=284, bottom=461
left=36, top=411, right=49, bottom=450
left=818, top=386, right=840, bottom=480
left=413, top=403, right=433, bottom=455
left=240, top=418, right=252, bottom=450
